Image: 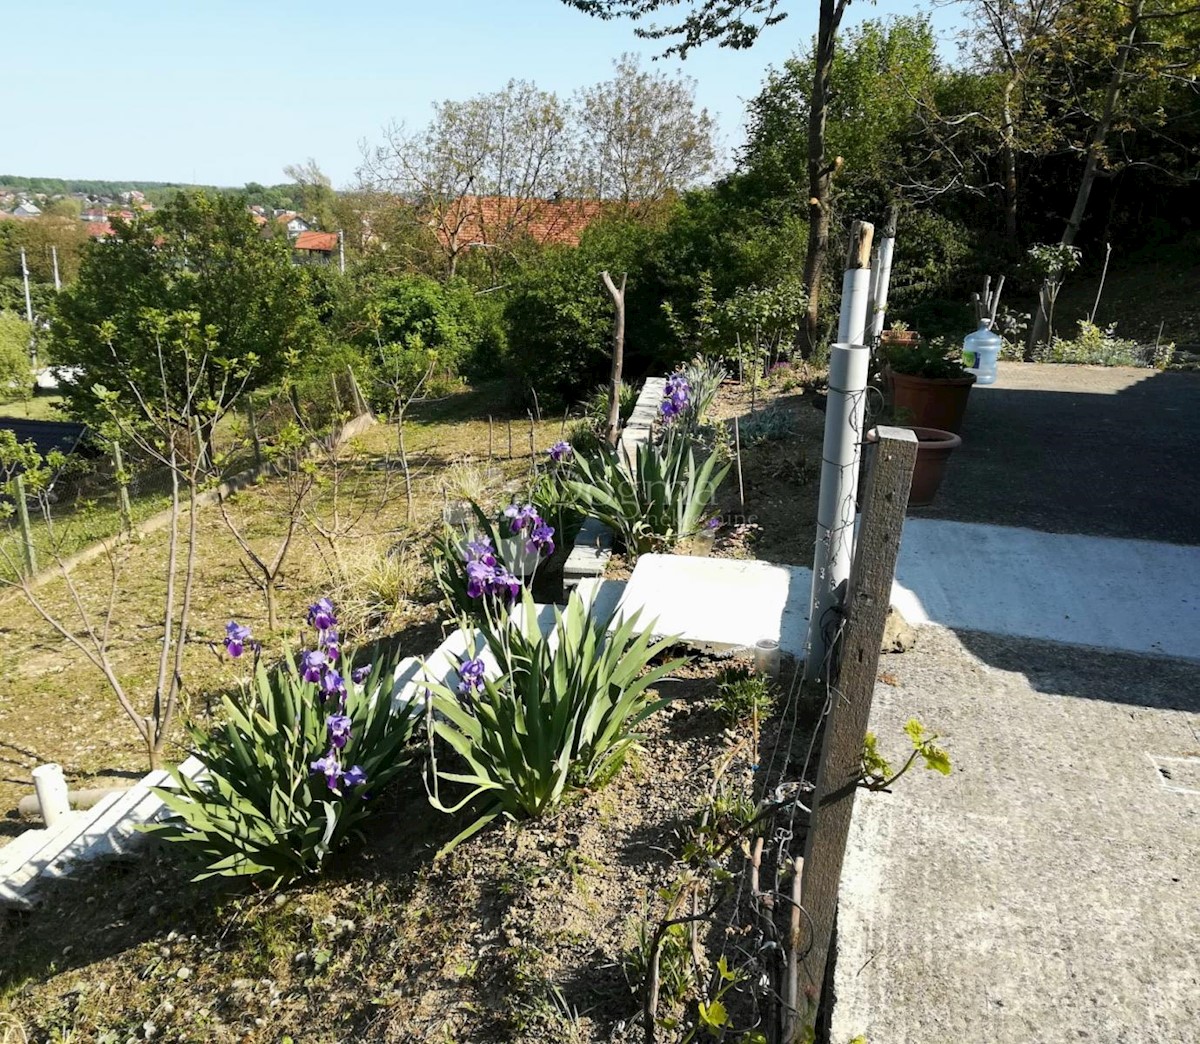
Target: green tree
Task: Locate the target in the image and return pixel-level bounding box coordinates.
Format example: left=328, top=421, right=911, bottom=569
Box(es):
left=51, top=190, right=318, bottom=434
left=575, top=54, right=718, bottom=205
left=0, top=312, right=33, bottom=402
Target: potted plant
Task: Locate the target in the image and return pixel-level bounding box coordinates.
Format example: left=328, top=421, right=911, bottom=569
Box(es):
left=868, top=426, right=962, bottom=508
left=880, top=321, right=919, bottom=349
left=882, top=336, right=976, bottom=435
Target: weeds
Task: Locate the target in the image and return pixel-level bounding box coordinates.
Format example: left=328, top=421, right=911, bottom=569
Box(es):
left=712, top=666, right=775, bottom=727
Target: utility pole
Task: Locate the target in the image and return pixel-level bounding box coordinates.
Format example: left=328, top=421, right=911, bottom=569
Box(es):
left=51, top=245, right=61, bottom=291
left=19, top=247, right=37, bottom=369
left=338, top=230, right=345, bottom=274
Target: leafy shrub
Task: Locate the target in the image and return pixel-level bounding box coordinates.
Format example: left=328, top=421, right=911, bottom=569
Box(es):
left=426, top=589, right=684, bottom=852
left=882, top=336, right=969, bottom=379
left=150, top=602, right=421, bottom=885
left=713, top=665, right=776, bottom=726
left=566, top=429, right=730, bottom=555
left=0, top=312, right=32, bottom=403
left=1037, top=320, right=1168, bottom=368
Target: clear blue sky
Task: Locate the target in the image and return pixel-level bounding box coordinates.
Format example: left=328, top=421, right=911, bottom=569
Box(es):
left=4, top=0, right=964, bottom=188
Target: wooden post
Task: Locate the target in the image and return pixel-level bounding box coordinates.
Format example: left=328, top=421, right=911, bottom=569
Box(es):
left=733, top=416, right=745, bottom=512
left=346, top=365, right=368, bottom=416
left=600, top=271, right=626, bottom=448
left=798, top=426, right=916, bottom=1018
left=528, top=412, right=537, bottom=481
left=246, top=396, right=263, bottom=469
left=112, top=440, right=134, bottom=536
left=192, top=416, right=209, bottom=474
left=14, top=474, right=37, bottom=576
left=330, top=373, right=344, bottom=416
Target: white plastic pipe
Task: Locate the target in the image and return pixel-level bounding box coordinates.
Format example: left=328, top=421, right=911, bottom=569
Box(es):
left=869, top=234, right=895, bottom=340
left=837, top=268, right=872, bottom=347
left=806, top=342, right=871, bottom=680
left=32, top=763, right=71, bottom=827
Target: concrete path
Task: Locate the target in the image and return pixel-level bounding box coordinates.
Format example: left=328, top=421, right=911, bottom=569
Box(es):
left=831, top=362, right=1200, bottom=1043
left=893, top=519, right=1200, bottom=660
left=833, top=627, right=1200, bottom=1044
left=912, top=362, right=1200, bottom=544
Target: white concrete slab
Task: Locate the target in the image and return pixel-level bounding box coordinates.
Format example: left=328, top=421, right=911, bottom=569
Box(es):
left=893, top=519, right=1200, bottom=660
left=612, top=554, right=811, bottom=658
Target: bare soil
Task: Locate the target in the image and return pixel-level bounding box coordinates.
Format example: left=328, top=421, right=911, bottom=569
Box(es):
left=0, top=657, right=817, bottom=1043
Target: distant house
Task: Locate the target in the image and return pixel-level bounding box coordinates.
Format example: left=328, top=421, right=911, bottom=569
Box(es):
left=86, top=222, right=115, bottom=242
left=81, top=207, right=108, bottom=223
left=436, top=195, right=603, bottom=254
left=292, top=230, right=339, bottom=265
left=274, top=211, right=311, bottom=237
left=11, top=200, right=41, bottom=218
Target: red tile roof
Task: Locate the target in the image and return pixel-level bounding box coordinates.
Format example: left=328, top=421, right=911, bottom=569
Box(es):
left=87, top=222, right=114, bottom=239
left=438, top=196, right=604, bottom=250
left=294, top=230, right=339, bottom=252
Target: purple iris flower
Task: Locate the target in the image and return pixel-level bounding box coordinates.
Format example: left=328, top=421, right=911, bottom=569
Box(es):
left=526, top=521, right=555, bottom=558
left=503, top=503, right=539, bottom=534
left=320, top=668, right=346, bottom=703
left=341, top=765, right=367, bottom=788
left=465, top=558, right=494, bottom=599
left=310, top=751, right=342, bottom=792
left=351, top=664, right=371, bottom=685
left=307, top=597, right=337, bottom=632
left=322, top=630, right=341, bottom=663
left=457, top=657, right=486, bottom=697
left=224, top=621, right=253, bottom=658
left=705, top=516, right=722, bottom=531
left=549, top=441, right=573, bottom=464
left=301, top=649, right=328, bottom=683
left=489, top=569, right=522, bottom=602
left=465, top=537, right=496, bottom=566
left=327, top=713, right=353, bottom=750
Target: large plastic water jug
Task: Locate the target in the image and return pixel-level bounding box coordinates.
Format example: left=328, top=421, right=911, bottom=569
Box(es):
left=963, top=322, right=1002, bottom=385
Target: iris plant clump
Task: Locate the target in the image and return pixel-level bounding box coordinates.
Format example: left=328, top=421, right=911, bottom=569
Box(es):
left=434, top=501, right=556, bottom=619
left=152, top=599, right=421, bottom=885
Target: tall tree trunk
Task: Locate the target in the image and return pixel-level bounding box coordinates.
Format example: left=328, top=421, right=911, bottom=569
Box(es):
left=798, top=0, right=849, bottom=358
left=1001, top=77, right=1019, bottom=245
left=1028, top=0, right=1143, bottom=353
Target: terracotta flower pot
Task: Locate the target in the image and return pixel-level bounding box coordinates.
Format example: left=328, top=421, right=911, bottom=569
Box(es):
left=886, top=367, right=976, bottom=435
left=908, top=426, right=962, bottom=507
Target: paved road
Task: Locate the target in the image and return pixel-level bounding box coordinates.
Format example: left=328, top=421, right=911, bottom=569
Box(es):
left=911, top=363, right=1200, bottom=544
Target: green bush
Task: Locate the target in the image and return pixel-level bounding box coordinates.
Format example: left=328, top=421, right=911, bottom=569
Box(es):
left=882, top=336, right=970, bottom=379
left=151, top=603, right=421, bottom=885
left=565, top=428, right=729, bottom=555
left=1038, top=320, right=1167, bottom=368
left=0, top=312, right=33, bottom=403
left=426, top=588, right=684, bottom=852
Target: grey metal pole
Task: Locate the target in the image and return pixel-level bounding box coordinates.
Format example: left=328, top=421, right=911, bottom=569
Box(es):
left=19, top=247, right=37, bottom=369
left=51, top=246, right=61, bottom=291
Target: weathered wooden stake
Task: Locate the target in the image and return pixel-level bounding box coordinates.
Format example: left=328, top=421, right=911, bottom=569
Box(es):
left=798, top=426, right=916, bottom=1021
left=528, top=412, right=537, bottom=481
left=112, top=440, right=134, bottom=536
left=246, top=397, right=263, bottom=469
left=14, top=473, right=37, bottom=576
left=734, top=416, right=745, bottom=512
